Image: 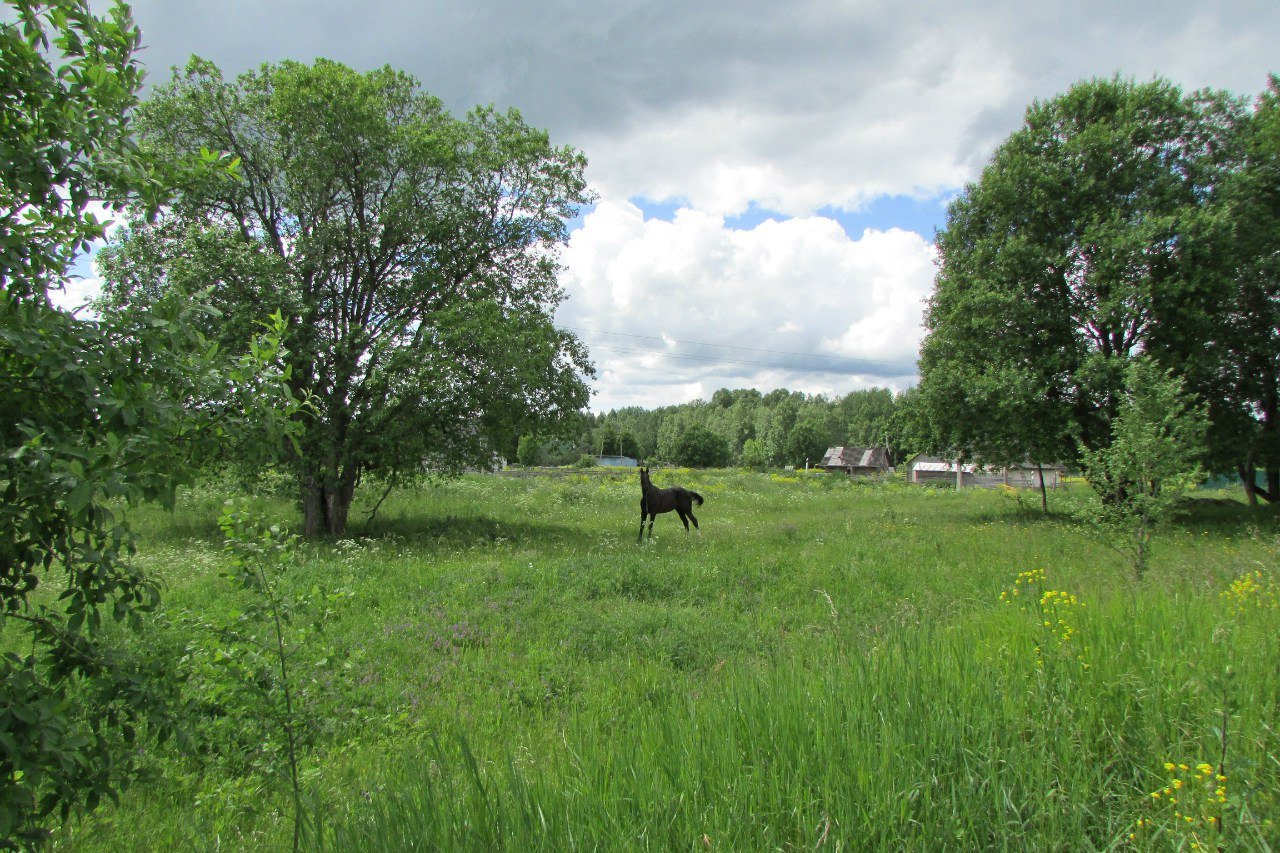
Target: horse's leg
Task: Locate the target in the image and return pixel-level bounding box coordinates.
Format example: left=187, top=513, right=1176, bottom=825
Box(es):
left=638, top=509, right=648, bottom=543
left=687, top=509, right=699, bottom=530
left=647, top=516, right=654, bottom=539
left=676, top=509, right=691, bottom=531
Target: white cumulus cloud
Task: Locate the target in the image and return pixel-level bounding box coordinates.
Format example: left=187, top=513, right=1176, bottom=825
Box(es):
left=557, top=200, right=935, bottom=411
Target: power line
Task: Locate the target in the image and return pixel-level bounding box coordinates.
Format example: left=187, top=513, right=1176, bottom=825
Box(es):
left=565, top=326, right=918, bottom=371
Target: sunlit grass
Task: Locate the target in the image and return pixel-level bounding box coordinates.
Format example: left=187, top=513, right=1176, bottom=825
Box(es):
left=54, top=470, right=1280, bottom=850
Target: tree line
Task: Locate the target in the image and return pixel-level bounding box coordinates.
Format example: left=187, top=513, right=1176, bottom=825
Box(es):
left=518, top=386, right=905, bottom=469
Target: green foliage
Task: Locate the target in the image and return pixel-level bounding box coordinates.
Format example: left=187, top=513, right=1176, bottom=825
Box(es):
left=1074, top=359, right=1207, bottom=576
left=785, top=419, right=830, bottom=467
left=602, top=387, right=900, bottom=469
left=572, top=454, right=598, bottom=468
left=593, top=421, right=638, bottom=459
left=101, top=56, right=595, bottom=536
left=2, top=0, right=150, bottom=301
left=917, top=75, right=1246, bottom=478
left=0, top=1, right=297, bottom=842
left=840, top=387, right=899, bottom=457
left=672, top=424, right=731, bottom=468
left=515, top=434, right=544, bottom=467
left=739, top=438, right=770, bottom=470
left=1210, top=75, right=1280, bottom=500
left=199, top=501, right=349, bottom=851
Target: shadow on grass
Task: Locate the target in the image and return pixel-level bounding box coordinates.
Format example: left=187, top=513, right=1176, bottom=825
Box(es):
left=139, top=504, right=586, bottom=553
left=361, top=513, right=582, bottom=549
left=1174, top=496, right=1279, bottom=532
left=967, top=485, right=1275, bottom=528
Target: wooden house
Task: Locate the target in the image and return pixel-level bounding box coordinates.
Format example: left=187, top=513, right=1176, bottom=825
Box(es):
left=819, top=446, right=893, bottom=476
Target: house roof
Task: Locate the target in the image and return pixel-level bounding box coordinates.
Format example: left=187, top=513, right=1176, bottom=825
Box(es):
left=907, top=455, right=1062, bottom=473
left=913, top=461, right=978, bottom=473
left=820, top=446, right=890, bottom=469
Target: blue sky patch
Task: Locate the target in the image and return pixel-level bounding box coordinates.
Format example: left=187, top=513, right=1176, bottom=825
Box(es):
left=819, top=194, right=954, bottom=240
left=626, top=193, right=954, bottom=241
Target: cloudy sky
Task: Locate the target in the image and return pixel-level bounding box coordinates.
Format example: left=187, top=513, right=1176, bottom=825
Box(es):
left=69, top=0, right=1280, bottom=411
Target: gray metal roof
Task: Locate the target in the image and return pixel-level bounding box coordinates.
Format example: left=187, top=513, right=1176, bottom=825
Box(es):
left=821, top=446, right=890, bottom=468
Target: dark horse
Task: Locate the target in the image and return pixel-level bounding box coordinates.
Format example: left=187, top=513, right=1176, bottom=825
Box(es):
left=637, top=466, right=704, bottom=542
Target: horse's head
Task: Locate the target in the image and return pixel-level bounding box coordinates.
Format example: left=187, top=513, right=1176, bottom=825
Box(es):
left=639, top=466, right=650, bottom=485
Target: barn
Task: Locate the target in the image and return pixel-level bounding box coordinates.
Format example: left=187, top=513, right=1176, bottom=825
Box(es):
left=819, top=446, right=893, bottom=476
left=906, top=455, right=1063, bottom=489
left=907, top=455, right=980, bottom=486
left=1000, top=462, right=1063, bottom=489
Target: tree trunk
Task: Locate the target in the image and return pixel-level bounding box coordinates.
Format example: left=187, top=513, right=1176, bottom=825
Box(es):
left=300, top=468, right=360, bottom=538
left=323, top=468, right=359, bottom=538
left=1237, top=454, right=1279, bottom=505
left=302, top=466, right=327, bottom=537
left=1238, top=461, right=1258, bottom=507
left=1037, top=463, right=1048, bottom=514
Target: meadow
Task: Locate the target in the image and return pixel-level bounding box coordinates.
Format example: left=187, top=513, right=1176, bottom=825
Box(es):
left=54, top=469, right=1279, bottom=851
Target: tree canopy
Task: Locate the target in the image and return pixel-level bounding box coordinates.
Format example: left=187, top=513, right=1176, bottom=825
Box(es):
left=672, top=424, right=732, bottom=468
left=1212, top=76, right=1280, bottom=502
left=914, top=75, right=1277, bottom=500
left=101, top=57, right=594, bottom=535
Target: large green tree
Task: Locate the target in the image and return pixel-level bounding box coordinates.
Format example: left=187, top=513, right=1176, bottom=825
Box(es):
left=101, top=58, right=593, bottom=536
left=786, top=418, right=831, bottom=468
left=839, top=387, right=898, bottom=456
left=1211, top=76, right=1280, bottom=503
left=1, top=1, right=295, bottom=840
left=916, top=76, right=1244, bottom=482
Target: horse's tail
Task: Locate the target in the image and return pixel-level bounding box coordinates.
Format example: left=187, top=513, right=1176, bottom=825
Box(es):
left=688, top=490, right=704, bottom=506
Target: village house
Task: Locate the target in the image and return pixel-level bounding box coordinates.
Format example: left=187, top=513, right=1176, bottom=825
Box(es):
left=819, top=446, right=893, bottom=476
left=905, top=455, right=1063, bottom=489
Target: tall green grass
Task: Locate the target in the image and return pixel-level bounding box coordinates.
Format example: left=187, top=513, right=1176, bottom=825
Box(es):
left=54, top=470, right=1279, bottom=850
left=321, top=582, right=1278, bottom=850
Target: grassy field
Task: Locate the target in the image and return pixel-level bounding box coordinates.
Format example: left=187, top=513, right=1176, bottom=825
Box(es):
left=53, top=468, right=1280, bottom=851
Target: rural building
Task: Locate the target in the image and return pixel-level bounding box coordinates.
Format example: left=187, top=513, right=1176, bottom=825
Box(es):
left=597, top=455, right=638, bottom=468
left=819, top=446, right=893, bottom=476
left=1000, top=462, right=1063, bottom=489
left=906, top=455, right=1062, bottom=489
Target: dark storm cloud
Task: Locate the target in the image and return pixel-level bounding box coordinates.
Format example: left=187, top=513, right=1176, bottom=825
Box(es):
left=117, top=0, right=1278, bottom=193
